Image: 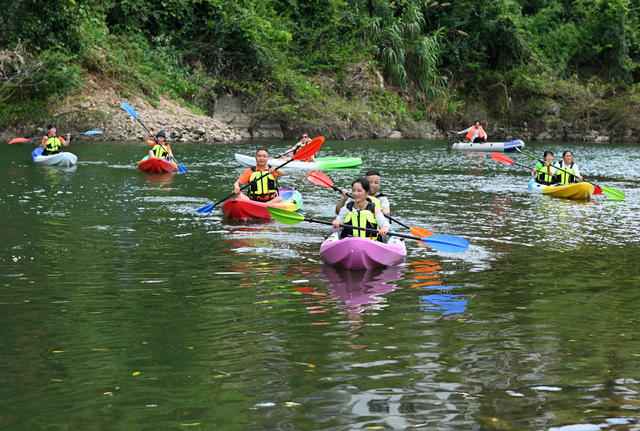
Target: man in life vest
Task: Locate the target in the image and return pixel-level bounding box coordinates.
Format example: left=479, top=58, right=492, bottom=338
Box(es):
left=457, top=120, right=487, bottom=143
left=555, top=150, right=583, bottom=185
left=532, top=150, right=558, bottom=185
left=41, top=124, right=70, bottom=155
left=146, top=130, right=174, bottom=160
left=278, top=133, right=315, bottom=162
left=332, top=177, right=390, bottom=242
left=233, top=148, right=285, bottom=203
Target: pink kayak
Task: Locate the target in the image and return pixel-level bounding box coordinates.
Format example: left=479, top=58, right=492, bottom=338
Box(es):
left=319, top=233, right=406, bottom=270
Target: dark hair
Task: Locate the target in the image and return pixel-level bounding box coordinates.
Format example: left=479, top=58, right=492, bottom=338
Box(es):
left=365, top=170, right=381, bottom=177
left=562, top=150, right=573, bottom=157
left=352, top=177, right=371, bottom=192
left=543, top=150, right=553, bottom=158
left=256, top=147, right=269, bottom=155
left=46, top=124, right=56, bottom=130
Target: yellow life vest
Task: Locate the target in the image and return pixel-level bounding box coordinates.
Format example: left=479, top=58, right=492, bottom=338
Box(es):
left=44, top=137, right=63, bottom=153
left=535, top=163, right=555, bottom=184
left=151, top=143, right=169, bottom=158
left=556, top=162, right=576, bottom=185
left=248, top=168, right=278, bottom=201
left=368, top=195, right=382, bottom=210
left=340, top=201, right=379, bottom=241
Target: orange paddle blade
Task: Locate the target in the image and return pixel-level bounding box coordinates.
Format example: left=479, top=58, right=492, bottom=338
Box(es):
left=8, top=137, right=29, bottom=145
left=411, top=226, right=434, bottom=247
left=293, top=136, right=323, bottom=161
left=307, top=170, right=333, bottom=188
left=490, top=152, right=514, bottom=164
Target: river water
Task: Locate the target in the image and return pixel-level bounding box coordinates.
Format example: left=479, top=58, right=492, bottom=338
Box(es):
left=1, top=139, right=639, bottom=430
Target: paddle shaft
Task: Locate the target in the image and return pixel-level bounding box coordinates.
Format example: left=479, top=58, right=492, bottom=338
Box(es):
left=305, top=216, right=422, bottom=241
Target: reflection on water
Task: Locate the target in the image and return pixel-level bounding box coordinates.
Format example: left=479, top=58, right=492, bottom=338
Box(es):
left=321, top=264, right=403, bottom=314
left=139, top=171, right=175, bottom=185
left=407, top=259, right=468, bottom=315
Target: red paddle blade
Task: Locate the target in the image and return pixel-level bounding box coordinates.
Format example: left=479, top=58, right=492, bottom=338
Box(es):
left=8, top=137, right=29, bottom=145
left=491, top=152, right=514, bottom=164
left=307, top=170, right=334, bottom=188
left=293, top=136, right=324, bottom=161
left=593, top=186, right=602, bottom=195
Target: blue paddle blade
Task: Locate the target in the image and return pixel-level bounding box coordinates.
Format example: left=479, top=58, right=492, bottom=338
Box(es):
left=196, top=204, right=214, bottom=213
left=120, top=102, right=138, bottom=119
left=421, top=234, right=469, bottom=253
left=177, top=163, right=189, bottom=173
left=84, top=130, right=103, bottom=135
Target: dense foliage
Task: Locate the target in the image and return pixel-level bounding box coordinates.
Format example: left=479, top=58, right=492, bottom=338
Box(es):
left=1, top=0, right=638, bottom=131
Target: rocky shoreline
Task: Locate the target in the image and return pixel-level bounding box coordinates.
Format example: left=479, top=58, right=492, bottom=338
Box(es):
left=2, top=91, right=630, bottom=144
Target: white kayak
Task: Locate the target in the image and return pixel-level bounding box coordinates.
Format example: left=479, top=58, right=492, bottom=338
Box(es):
left=234, top=153, right=363, bottom=170
left=451, top=139, right=525, bottom=153
left=31, top=147, right=78, bottom=167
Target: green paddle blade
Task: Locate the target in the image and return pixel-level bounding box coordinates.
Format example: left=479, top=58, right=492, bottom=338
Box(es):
left=268, top=207, right=304, bottom=225
left=600, top=186, right=625, bottom=200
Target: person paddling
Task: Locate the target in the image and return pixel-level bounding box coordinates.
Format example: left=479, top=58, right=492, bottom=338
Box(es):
left=278, top=133, right=315, bottom=161
left=335, top=170, right=390, bottom=215
left=233, top=147, right=285, bottom=203
left=456, top=120, right=487, bottom=143
left=332, top=177, right=390, bottom=242
left=145, top=130, right=174, bottom=160
left=532, top=150, right=558, bottom=185
left=555, top=150, right=583, bottom=184
left=41, top=124, right=70, bottom=155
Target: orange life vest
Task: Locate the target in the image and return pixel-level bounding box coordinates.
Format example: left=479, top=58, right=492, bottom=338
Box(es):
left=465, top=126, right=486, bottom=141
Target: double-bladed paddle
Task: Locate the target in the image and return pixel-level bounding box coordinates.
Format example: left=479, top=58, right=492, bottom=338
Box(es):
left=307, top=170, right=435, bottom=240
left=196, top=137, right=324, bottom=213
left=514, top=148, right=625, bottom=200
left=267, top=207, right=469, bottom=253
left=120, top=102, right=189, bottom=173
left=492, top=152, right=625, bottom=200
left=8, top=130, right=103, bottom=145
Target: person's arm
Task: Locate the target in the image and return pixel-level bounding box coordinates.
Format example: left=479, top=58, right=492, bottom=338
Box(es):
left=375, top=208, right=390, bottom=238
left=335, top=189, right=349, bottom=214
left=62, top=133, right=70, bottom=147
left=457, top=126, right=471, bottom=134
left=234, top=169, right=251, bottom=194
left=378, top=196, right=390, bottom=215
left=573, top=164, right=582, bottom=181
left=166, top=144, right=174, bottom=159
left=270, top=166, right=284, bottom=178
left=278, top=144, right=298, bottom=158
left=145, top=132, right=155, bottom=146
left=332, top=206, right=349, bottom=231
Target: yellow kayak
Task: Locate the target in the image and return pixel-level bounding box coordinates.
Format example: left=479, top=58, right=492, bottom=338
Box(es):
left=530, top=179, right=594, bottom=199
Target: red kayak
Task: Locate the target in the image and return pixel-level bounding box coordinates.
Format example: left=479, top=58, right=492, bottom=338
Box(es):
left=138, top=156, right=178, bottom=173
left=222, top=190, right=303, bottom=221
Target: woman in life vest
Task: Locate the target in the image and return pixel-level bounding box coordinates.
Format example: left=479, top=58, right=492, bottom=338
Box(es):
left=335, top=170, right=391, bottom=215
left=555, top=150, right=583, bottom=185
left=456, top=120, right=487, bottom=143
left=278, top=133, right=315, bottom=162
left=233, top=147, right=285, bottom=203
left=41, top=124, right=70, bottom=155
left=146, top=130, right=174, bottom=160
left=332, top=177, right=390, bottom=242
left=532, top=150, right=558, bottom=185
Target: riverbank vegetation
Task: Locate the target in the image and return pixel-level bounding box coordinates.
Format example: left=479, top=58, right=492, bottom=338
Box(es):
left=1, top=0, right=639, bottom=140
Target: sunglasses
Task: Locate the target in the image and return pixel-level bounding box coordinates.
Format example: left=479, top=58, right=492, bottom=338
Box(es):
left=302, top=135, right=308, bottom=138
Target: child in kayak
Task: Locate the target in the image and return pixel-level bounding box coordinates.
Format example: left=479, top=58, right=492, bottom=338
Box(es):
left=146, top=130, right=174, bottom=160
left=332, top=177, right=389, bottom=242
left=555, top=150, right=583, bottom=184
left=532, top=150, right=558, bottom=185
left=41, top=124, right=70, bottom=155
left=233, top=148, right=285, bottom=203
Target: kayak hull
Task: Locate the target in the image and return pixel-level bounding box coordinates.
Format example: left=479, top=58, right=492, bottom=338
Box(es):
left=528, top=178, right=594, bottom=200
left=222, top=189, right=303, bottom=220
left=451, top=139, right=525, bottom=152
left=320, top=234, right=407, bottom=270
left=234, top=153, right=362, bottom=170
left=31, top=147, right=78, bottom=167
left=138, top=156, right=179, bottom=173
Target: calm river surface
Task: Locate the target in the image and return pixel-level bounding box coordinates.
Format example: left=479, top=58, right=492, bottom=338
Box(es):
left=1, top=139, right=639, bottom=430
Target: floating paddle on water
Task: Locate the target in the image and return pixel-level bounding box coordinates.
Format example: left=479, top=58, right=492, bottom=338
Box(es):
left=120, top=102, right=189, bottom=173
left=307, top=170, right=435, bottom=240
left=515, top=148, right=625, bottom=200
left=196, top=137, right=324, bottom=213
left=8, top=130, right=103, bottom=145
left=267, top=207, right=469, bottom=253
